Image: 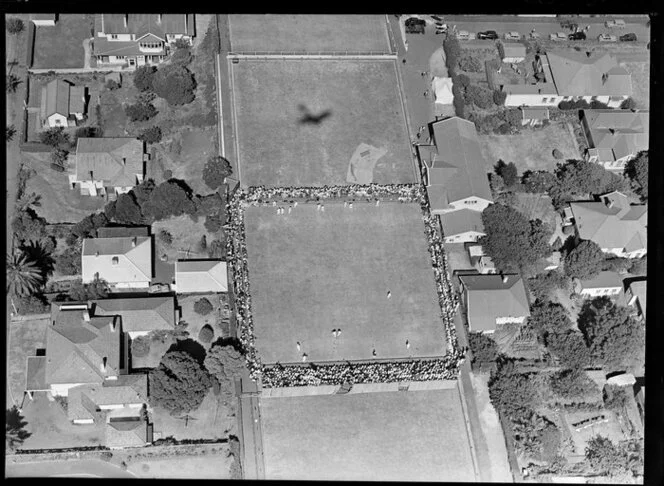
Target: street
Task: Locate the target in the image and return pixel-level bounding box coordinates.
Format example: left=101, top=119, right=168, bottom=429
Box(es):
left=237, top=369, right=265, bottom=479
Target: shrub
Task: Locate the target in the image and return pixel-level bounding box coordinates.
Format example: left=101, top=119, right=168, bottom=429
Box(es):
left=522, top=170, right=556, bottom=193
left=453, top=91, right=466, bottom=118
left=620, top=97, right=637, bottom=110
left=50, top=148, right=69, bottom=167
left=202, top=156, right=233, bottom=190
left=125, top=102, right=158, bottom=122
left=152, top=65, right=196, bottom=106
left=550, top=368, right=598, bottom=400
left=198, top=324, right=214, bottom=343
left=40, top=127, right=70, bottom=147
left=624, top=151, right=648, bottom=200
left=194, top=297, right=214, bottom=316
left=7, top=18, right=25, bottom=35
left=589, top=100, right=610, bottom=109
left=601, top=257, right=632, bottom=274
left=158, top=229, right=173, bottom=245
left=14, top=293, right=49, bottom=315
left=138, top=126, right=162, bottom=144
left=458, top=55, right=483, bottom=73
left=207, top=239, right=225, bottom=259
left=136, top=90, right=156, bottom=104
left=204, top=213, right=224, bottom=233
left=198, top=235, right=207, bottom=251
left=74, top=126, right=103, bottom=142
left=494, top=160, right=518, bottom=186
left=163, top=169, right=173, bottom=180
left=493, top=90, right=507, bottom=106
left=173, top=38, right=191, bottom=50
left=465, top=84, right=494, bottom=109
left=132, top=336, right=151, bottom=358
left=50, top=162, right=65, bottom=172
left=134, top=65, right=157, bottom=91
left=443, top=37, right=462, bottom=73
left=105, top=79, right=120, bottom=90
left=469, top=332, right=499, bottom=366
left=552, top=148, right=563, bottom=159
left=456, top=73, right=470, bottom=88
left=171, top=47, right=193, bottom=67
left=54, top=246, right=81, bottom=276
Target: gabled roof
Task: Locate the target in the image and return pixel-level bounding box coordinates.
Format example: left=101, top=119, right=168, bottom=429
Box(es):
left=43, top=79, right=70, bottom=118
left=578, top=270, right=623, bottom=290
left=100, top=14, right=191, bottom=38
left=96, top=226, right=150, bottom=239
left=440, top=209, right=485, bottom=238
left=69, top=86, right=85, bottom=115
left=75, top=138, right=144, bottom=186
left=628, top=280, right=647, bottom=317
left=175, top=260, right=228, bottom=293
left=45, top=305, right=121, bottom=386
left=459, top=274, right=530, bottom=332
left=106, top=418, right=150, bottom=448
left=583, top=110, right=649, bottom=162
left=92, top=296, right=175, bottom=333
left=93, top=37, right=166, bottom=57
left=26, top=356, right=48, bottom=391
left=546, top=50, right=632, bottom=97
left=67, top=374, right=148, bottom=422
left=426, top=117, right=493, bottom=209
left=82, top=236, right=153, bottom=285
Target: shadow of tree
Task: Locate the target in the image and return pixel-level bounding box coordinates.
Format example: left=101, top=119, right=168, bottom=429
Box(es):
left=167, top=338, right=207, bottom=365
left=6, top=406, right=31, bottom=451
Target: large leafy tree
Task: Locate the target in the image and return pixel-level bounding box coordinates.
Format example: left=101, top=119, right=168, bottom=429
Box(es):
left=134, top=65, right=157, bottom=91
left=468, top=332, right=499, bottom=365
left=149, top=350, right=212, bottom=415
left=204, top=342, right=245, bottom=400
left=6, top=406, right=30, bottom=452
left=526, top=271, right=569, bottom=303
left=39, top=126, right=70, bottom=148
left=578, top=297, right=645, bottom=370
left=549, top=368, right=598, bottom=400
left=152, top=64, right=196, bottom=106
left=114, top=193, right=142, bottom=224
left=488, top=360, right=539, bottom=419
left=140, top=181, right=196, bottom=222
left=202, top=156, right=233, bottom=190
left=585, top=435, right=631, bottom=476
left=624, top=151, right=648, bottom=200
left=555, top=159, right=628, bottom=198
left=564, top=240, right=604, bottom=280
left=6, top=251, right=43, bottom=297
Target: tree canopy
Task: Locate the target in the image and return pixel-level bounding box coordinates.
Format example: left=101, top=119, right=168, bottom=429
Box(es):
left=624, top=151, right=648, bottom=200
left=140, top=181, right=197, bottom=222
left=495, top=160, right=519, bottom=186
left=39, top=127, right=70, bottom=148
left=6, top=406, right=30, bottom=452
left=468, top=332, right=499, bottom=366
left=134, top=65, right=157, bottom=91
left=522, top=170, right=557, bottom=193
left=488, top=360, right=539, bottom=420
left=114, top=193, right=142, bottom=225
left=6, top=18, right=25, bottom=35
left=204, top=342, right=245, bottom=385
left=564, top=240, right=604, bottom=280
left=152, top=65, right=196, bottom=106
left=202, top=156, right=233, bottom=190
left=549, top=368, right=598, bottom=400
left=585, top=435, right=631, bottom=476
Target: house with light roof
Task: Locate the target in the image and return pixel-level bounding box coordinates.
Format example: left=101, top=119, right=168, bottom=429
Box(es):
left=569, top=191, right=647, bottom=258
left=174, top=260, right=228, bottom=294
left=68, top=138, right=146, bottom=198
left=92, top=295, right=177, bottom=339
left=580, top=109, right=649, bottom=171
left=82, top=234, right=153, bottom=290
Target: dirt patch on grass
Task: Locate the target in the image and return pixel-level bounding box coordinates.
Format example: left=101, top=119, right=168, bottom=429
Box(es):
left=151, top=214, right=217, bottom=263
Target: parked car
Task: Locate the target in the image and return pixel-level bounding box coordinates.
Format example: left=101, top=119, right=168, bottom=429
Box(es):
left=605, top=19, right=626, bottom=28
left=477, top=30, right=499, bottom=40
left=504, top=31, right=521, bottom=40
left=456, top=30, right=475, bottom=40
left=431, top=15, right=444, bottom=22
left=620, top=32, right=638, bottom=42
left=435, top=30, right=446, bottom=35
left=569, top=32, right=587, bottom=40
left=148, top=283, right=170, bottom=293
left=550, top=32, right=567, bottom=41
left=529, top=31, right=541, bottom=39
left=598, top=34, right=617, bottom=42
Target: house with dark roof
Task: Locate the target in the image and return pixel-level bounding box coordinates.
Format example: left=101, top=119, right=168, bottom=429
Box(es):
left=458, top=274, right=530, bottom=333
left=174, top=260, right=228, bottom=294
left=93, top=14, right=195, bottom=68
left=68, top=138, right=146, bottom=198
left=82, top=234, right=153, bottom=290
left=580, top=110, right=649, bottom=171
left=626, top=279, right=646, bottom=321
left=92, top=296, right=177, bottom=339
left=40, top=79, right=86, bottom=128
left=416, top=117, right=493, bottom=243
left=569, top=191, right=647, bottom=258
left=504, top=50, right=632, bottom=108
left=574, top=270, right=623, bottom=298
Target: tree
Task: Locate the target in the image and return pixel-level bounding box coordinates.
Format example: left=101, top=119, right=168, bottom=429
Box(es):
left=140, top=181, right=196, bottom=222
left=7, top=251, right=43, bottom=297
left=204, top=213, right=224, bottom=233
left=50, top=148, right=69, bottom=166
left=585, top=435, right=631, bottom=476
left=604, top=384, right=629, bottom=413
left=468, top=332, right=499, bottom=366
left=564, top=240, right=604, bottom=280
left=6, top=124, right=16, bottom=141
left=465, top=84, right=494, bottom=109
left=443, top=37, right=462, bottom=72
left=624, top=151, right=648, bottom=200
left=578, top=297, right=645, bottom=370
left=6, top=17, right=25, bottom=35
left=458, top=55, right=483, bottom=72
left=171, top=47, right=193, bottom=67
left=198, top=324, right=214, bottom=343
left=125, top=102, right=158, bottom=122
left=204, top=343, right=245, bottom=385
left=202, top=156, right=233, bottom=190
left=54, top=246, right=81, bottom=276
left=15, top=192, right=41, bottom=213
left=14, top=294, right=49, bottom=315
left=134, top=65, right=157, bottom=91
left=12, top=207, right=49, bottom=247
left=149, top=350, right=212, bottom=414
left=6, top=406, right=30, bottom=452
left=488, top=360, right=539, bottom=420
left=493, top=89, right=507, bottom=106
left=522, top=170, right=556, bottom=193
left=495, top=160, right=518, bottom=186
left=158, top=229, right=173, bottom=245
left=194, top=297, right=214, bottom=316
left=152, top=64, right=196, bottom=106
left=66, top=277, right=109, bottom=301
left=114, top=193, right=142, bottom=224
left=198, top=235, right=207, bottom=251
left=138, top=126, right=162, bottom=144
left=550, top=368, right=598, bottom=399
left=456, top=73, right=470, bottom=88
left=630, top=256, right=646, bottom=276
left=131, top=178, right=156, bottom=207
left=131, top=336, right=151, bottom=358
left=620, top=97, right=637, bottom=110
left=6, top=74, right=22, bottom=93
left=526, top=271, right=569, bottom=303
left=105, top=79, right=120, bottom=90
left=39, top=127, right=70, bottom=147
left=555, top=159, right=628, bottom=198
left=601, top=257, right=632, bottom=274
left=528, top=300, right=573, bottom=337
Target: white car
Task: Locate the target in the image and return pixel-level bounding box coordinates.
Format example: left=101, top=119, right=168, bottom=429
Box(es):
left=504, top=31, right=521, bottom=40
left=598, top=34, right=617, bottom=42
left=550, top=32, right=567, bottom=41
left=605, top=19, right=626, bottom=28
left=456, top=30, right=475, bottom=40
left=529, top=31, right=541, bottom=39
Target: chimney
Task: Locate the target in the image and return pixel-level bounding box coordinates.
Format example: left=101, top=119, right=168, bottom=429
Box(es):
left=101, top=357, right=107, bottom=372
left=95, top=251, right=100, bottom=257
left=111, top=317, right=117, bottom=332
left=131, top=237, right=137, bottom=247
left=605, top=197, right=614, bottom=208
left=83, top=309, right=90, bottom=322
left=122, top=157, right=126, bottom=166
left=502, top=274, right=509, bottom=284
left=112, top=256, right=119, bottom=266
left=123, top=14, right=128, bottom=29
left=586, top=51, right=592, bottom=58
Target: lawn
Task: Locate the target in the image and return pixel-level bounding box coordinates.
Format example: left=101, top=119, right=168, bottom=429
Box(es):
left=479, top=121, right=581, bottom=172
left=261, top=388, right=476, bottom=481
left=177, top=294, right=226, bottom=349
left=151, top=214, right=219, bottom=264
left=244, top=202, right=446, bottom=364
left=622, top=61, right=649, bottom=109
left=126, top=452, right=232, bottom=479
left=22, top=152, right=106, bottom=223
left=562, top=409, right=628, bottom=455
left=228, top=15, right=391, bottom=52
left=97, top=78, right=140, bottom=137
left=8, top=317, right=48, bottom=407
left=231, top=59, right=414, bottom=186
left=32, top=14, right=93, bottom=69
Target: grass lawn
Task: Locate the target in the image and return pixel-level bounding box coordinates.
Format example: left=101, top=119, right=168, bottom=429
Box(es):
left=22, top=152, right=106, bottom=223
left=98, top=78, right=140, bottom=137
left=479, top=121, right=581, bottom=173
left=32, top=14, right=92, bottom=69
left=228, top=15, right=391, bottom=52
left=151, top=214, right=219, bottom=264
left=126, top=452, right=232, bottom=479
left=244, top=202, right=445, bottom=364
left=8, top=318, right=48, bottom=406
left=444, top=242, right=475, bottom=274
left=131, top=333, right=176, bottom=370
left=232, top=59, right=414, bottom=186
left=261, top=388, right=476, bottom=481
left=177, top=294, right=226, bottom=347
left=622, top=61, right=649, bottom=109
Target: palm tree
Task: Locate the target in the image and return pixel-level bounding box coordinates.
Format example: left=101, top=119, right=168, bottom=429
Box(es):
left=6, top=251, right=43, bottom=297
left=6, top=406, right=31, bottom=452
left=6, top=74, right=21, bottom=94
left=6, top=125, right=16, bottom=142
left=15, top=192, right=42, bottom=212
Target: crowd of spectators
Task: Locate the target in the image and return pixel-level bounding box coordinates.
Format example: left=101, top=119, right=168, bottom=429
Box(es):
left=225, top=184, right=464, bottom=384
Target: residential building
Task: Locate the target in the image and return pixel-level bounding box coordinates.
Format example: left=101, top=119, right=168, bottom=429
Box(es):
left=466, top=244, right=497, bottom=274
left=92, top=296, right=177, bottom=339
left=580, top=109, right=649, bottom=171
left=569, top=191, right=647, bottom=258
left=440, top=209, right=485, bottom=243
left=40, top=79, right=86, bottom=128
left=174, top=260, right=228, bottom=294
left=68, top=138, right=146, bottom=198
left=93, top=14, right=195, bottom=68
left=30, top=14, right=57, bottom=26
left=458, top=274, right=530, bottom=333
left=500, top=44, right=527, bottom=63
left=503, top=50, right=632, bottom=108
left=574, top=270, right=623, bottom=298
left=432, top=77, right=454, bottom=105
left=520, top=107, right=549, bottom=126
left=626, top=279, right=647, bottom=320
left=82, top=234, right=153, bottom=290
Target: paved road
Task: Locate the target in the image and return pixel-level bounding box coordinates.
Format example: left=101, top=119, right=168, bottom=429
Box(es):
left=5, top=459, right=136, bottom=478
left=216, top=15, right=238, bottom=174
left=237, top=370, right=265, bottom=479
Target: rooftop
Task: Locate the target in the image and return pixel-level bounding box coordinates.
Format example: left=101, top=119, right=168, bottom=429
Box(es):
left=75, top=138, right=144, bottom=186
left=583, top=110, right=649, bottom=162
left=82, top=236, right=153, bottom=285
left=440, top=209, right=485, bottom=238
left=99, top=14, right=193, bottom=38
left=578, top=270, right=623, bottom=289
left=546, top=50, right=632, bottom=97
left=92, top=296, right=175, bottom=334
left=175, top=260, right=228, bottom=293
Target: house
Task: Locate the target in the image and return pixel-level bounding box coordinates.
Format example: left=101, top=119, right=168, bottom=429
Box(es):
left=174, top=260, right=228, bottom=294
left=67, top=374, right=152, bottom=448
left=500, top=44, right=527, bottom=63
left=580, top=109, right=649, bottom=171
left=82, top=234, right=153, bottom=290
left=432, top=77, right=454, bottom=105
left=93, top=14, right=195, bottom=68
left=458, top=274, right=530, bottom=333
left=574, top=270, right=623, bottom=298
left=40, top=303, right=126, bottom=397
left=30, top=14, right=57, bottom=26
left=521, top=107, right=549, bottom=126
left=92, top=296, right=177, bottom=339
left=68, top=138, right=146, bottom=198
left=466, top=244, right=497, bottom=274
left=440, top=209, right=485, bottom=243
left=40, top=79, right=86, bottom=128
left=626, top=279, right=646, bottom=320
left=569, top=191, right=647, bottom=258
left=503, top=50, right=632, bottom=108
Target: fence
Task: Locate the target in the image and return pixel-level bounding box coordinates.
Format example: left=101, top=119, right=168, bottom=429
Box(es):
left=25, top=21, right=35, bottom=68
left=19, top=142, right=51, bottom=153
left=227, top=51, right=397, bottom=61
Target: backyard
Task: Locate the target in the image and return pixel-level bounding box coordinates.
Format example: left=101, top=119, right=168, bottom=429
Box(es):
left=231, top=59, right=414, bottom=186
left=244, top=201, right=445, bottom=364
left=260, top=388, right=476, bottom=481
left=177, top=294, right=227, bottom=348
left=31, top=14, right=93, bottom=69
left=479, top=121, right=581, bottom=172
left=228, top=14, right=391, bottom=52
left=151, top=214, right=219, bottom=264
left=125, top=450, right=232, bottom=479
left=7, top=317, right=48, bottom=408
